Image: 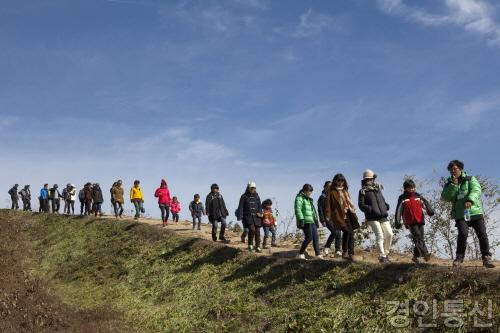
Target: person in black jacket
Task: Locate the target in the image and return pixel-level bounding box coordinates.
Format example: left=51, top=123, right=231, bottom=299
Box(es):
left=205, top=184, right=230, bottom=243
left=19, top=185, right=31, bottom=211
left=358, top=169, right=393, bottom=263
left=49, top=184, right=62, bottom=213
left=318, top=181, right=342, bottom=257
left=8, top=184, right=19, bottom=210
left=236, top=182, right=263, bottom=253
left=91, top=183, right=104, bottom=217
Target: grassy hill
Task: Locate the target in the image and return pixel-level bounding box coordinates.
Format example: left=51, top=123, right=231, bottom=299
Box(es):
left=2, top=210, right=498, bottom=332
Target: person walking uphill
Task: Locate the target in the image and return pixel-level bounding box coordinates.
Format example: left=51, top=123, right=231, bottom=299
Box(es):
left=441, top=160, right=495, bottom=268
left=395, top=179, right=434, bottom=264
left=154, top=179, right=171, bottom=226
left=112, top=180, right=125, bottom=218
left=358, top=170, right=393, bottom=263
left=130, top=180, right=144, bottom=220
left=236, top=182, right=263, bottom=253
left=205, top=184, right=230, bottom=243
left=8, top=184, right=19, bottom=210
left=295, top=184, right=323, bottom=260
left=318, top=181, right=342, bottom=257
left=91, top=183, right=104, bottom=217
left=325, top=174, right=360, bottom=261
left=170, top=197, right=181, bottom=223
left=189, top=194, right=205, bottom=230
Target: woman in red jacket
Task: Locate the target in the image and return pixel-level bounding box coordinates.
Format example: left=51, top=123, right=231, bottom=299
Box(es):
left=154, top=179, right=171, bottom=227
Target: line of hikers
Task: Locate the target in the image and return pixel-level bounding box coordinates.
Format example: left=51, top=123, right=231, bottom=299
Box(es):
left=6, top=160, right=495, bottom=268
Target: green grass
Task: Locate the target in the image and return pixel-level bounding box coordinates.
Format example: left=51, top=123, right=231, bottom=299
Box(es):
left=7, top=210, right=498, bottom=332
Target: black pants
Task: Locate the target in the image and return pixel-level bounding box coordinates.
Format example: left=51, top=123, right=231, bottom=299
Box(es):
left=11, top=198, right=19, bottom=210
left=80, top=201, right=85, bottom=215
left=325, top=223, right=342, bottom=251
left=66, top=200, right=75, bottom=214
left=40, top=198, right=49, bottom=212
left=299, top=223, right=320, bottom=256
left=93, top=203, right=102, bottom=216
left=51, top=199, right=60, bottom=213
left=248, top=224, right=261, bottom=248
left=456, top=216, right=491, bottom=258
left=159, top=204, right=170, bottom=222
left=341, top=217, right=354, bottom=256
left=84, top=201, right=92, bottom=215
left=409, top=224, right=428, bottom=257
left=172, top=212, right=179, bottom=222
left=113, top=202, right=124, bottom=217
left=22, top=199, right=31, bottom=211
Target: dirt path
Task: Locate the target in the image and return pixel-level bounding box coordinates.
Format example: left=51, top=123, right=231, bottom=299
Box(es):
left=111, top=215, right=499, bottom=270
left=0, top=214, right=132, bottom=333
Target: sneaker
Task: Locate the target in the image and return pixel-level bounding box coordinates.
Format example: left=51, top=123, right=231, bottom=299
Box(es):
left=248, top=245, right=254, bottom=252
left=297, top=253, right=307, bottom=260
left=379, top=256, right=388, bottom=263
left=323, top=248, right=330, bottom=256
left=482, top=256, right=495, bottom=269
left=412, top=256, right=420, bottom=264
left=316, top=254, right=325, bottom=260
left=335, top=251, right=342, bottom=257
left=221, top=238, right=231, bottom=244
left=424, top=253, right=432, bottom=262
left=453, top=257, right=464, bottom=267
left=255, top=247, right=262, bottom=253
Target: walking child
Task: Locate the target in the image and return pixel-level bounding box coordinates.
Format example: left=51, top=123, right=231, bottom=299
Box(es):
left=171, top=197, right=181, bottom=223
left=262, top=199, right=278, bottom=249
left=189, top=194, right=205, bottom=230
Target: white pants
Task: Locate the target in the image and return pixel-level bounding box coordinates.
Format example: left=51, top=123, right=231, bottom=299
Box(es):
left=368, top=220, right=393, bottom=257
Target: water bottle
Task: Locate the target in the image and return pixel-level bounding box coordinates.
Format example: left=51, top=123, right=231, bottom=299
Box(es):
left=464, top=209, right=471, bottom=222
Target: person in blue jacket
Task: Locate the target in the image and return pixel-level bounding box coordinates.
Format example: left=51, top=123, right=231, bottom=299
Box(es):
left=39, top=184, right=49, bottom=213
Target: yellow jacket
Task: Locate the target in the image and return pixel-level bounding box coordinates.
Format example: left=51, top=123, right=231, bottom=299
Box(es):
left=130, top=186, right=144, bottom=202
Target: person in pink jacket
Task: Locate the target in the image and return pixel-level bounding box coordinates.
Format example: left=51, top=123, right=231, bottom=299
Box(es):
left=154, top=179, right=171, bottom=227
left=170, top=196, right=181, bottom=223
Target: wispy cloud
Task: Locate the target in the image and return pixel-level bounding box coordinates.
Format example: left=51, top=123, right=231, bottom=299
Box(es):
left=292, top=9, right=334, bottom=38
left=378, top=0, right=500, bottom=46
left=234, top=0, right=268, bottom=10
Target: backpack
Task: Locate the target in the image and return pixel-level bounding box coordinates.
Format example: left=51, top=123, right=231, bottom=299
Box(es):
left=78, top=189, right=85, bottom=201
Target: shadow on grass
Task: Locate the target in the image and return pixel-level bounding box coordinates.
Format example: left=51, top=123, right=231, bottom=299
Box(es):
left=159, top=238, right=199, bottom=262
left=176, top=246, right=240, bottom=273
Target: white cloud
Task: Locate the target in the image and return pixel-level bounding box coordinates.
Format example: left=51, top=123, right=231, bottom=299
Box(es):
left=292, top=9, right=333, bottom=38
left=378, top=0, right=500, bottom=46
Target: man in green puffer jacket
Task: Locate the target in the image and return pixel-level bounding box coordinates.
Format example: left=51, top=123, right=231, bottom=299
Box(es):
left=441, top=160, right=494, bottom=268
left=295, top=184, right=322, bottom=260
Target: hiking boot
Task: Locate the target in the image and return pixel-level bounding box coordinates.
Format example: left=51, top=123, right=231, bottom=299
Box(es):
left=248, top=245, right=254, bottom=253
left=424, top=253, right=432, bottom=262
left=212, top=236, right=218, bottom=242
left=255, top=247, right=262, bottom=253
left=197, top=227, right=201, bottom=231
left=482, top=256, right=495, bottom=269
left=378, top=256, right=388, bottom=263
left=271, top=241, right=278, bottom=247
left=453, top=256, right=464, bottom=267
left=297, top=253, right=307, bottom=260
left=412, top=256, right=420, bottom=264
left=323, top=248, right=330, bottom=256
left=262, top=237, right=268, bottom=249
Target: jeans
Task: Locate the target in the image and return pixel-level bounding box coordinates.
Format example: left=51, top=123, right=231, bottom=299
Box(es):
left=80, top=201, right=85, bottom=215
left=85, top=201, right=92, bottom=215
left=409, top=224, right=429, bottom=257
left=93, top=203, right=102, bottom=216
left=172, top=212, right=179, bottom=222
left=324, top=223, right=342, bottom=252
left=341, top=218, right=355, bottom=256
left=113, top=202, right=124, bottom=217
left=248, top=224, right=261, bottom=247
left=133, top=201, right=143, bottom=218
left=192, top=216, right=202, bottom=229
left=210, top=217, right=227, bottom=241
left=299, top=223, right=320, bottom=256
left=368, top=220, right=393, bottom=257
left=159, top=204, right=170, bottom=222
left=263, top=226, right=277, bottom=242
left=50, top=198, right=61, bottom=213
left=455, top=216, right=491, bottom=258
left=66, top=200, right=75, bottom=215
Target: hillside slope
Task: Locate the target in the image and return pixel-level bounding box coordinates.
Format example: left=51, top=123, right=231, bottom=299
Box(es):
left=1, top=210, right=498, bottom=332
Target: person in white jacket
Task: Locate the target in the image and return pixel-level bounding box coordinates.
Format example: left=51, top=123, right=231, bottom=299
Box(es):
left=66, top=184, right=77, bottom=215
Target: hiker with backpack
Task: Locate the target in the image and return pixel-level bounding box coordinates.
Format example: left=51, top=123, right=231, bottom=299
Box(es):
left=83, top=182, right=93, bottom=215
left=441, top=160, right=495, bottom=268
left=189, top=194, right=205, bottom=230
left=61, top=184, right=69, bottom=214
left=205, top=184, right=230, bottom=243
left=78, top=186, right=86, bottom=215
left=295, top=184, right=323, bottom=260
left=236, top=182, right=263, bottom=253
left=19, top=185, right=31, bottom=211
left=358, top=169, right=393, bottom=263
left=49, top=184, right=62, bottom=213
left=262, top=199, right=278, bottom=249
left=8, top=184, right=19, bottom=210
left=130, top=180, right=144, bottom=220
left=325, top=174, right=360, bottom=261
left=66, top=184, right=76, bottom=215
left=171, top=196, right=181, bottom=223
left=318, top=181, right=342, bottom=257
left=395, top=179, right=434, bottom=264
left=39, top=184, right=49, bottom=213
left=91, top=183, right=104, bottom=217
left=112, top=180, right=125, bottom=218
left=154, top=179, right=171, bottom=226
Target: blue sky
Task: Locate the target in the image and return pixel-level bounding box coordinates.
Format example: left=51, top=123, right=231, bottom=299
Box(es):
left=1, top=0, right=499, bottom=223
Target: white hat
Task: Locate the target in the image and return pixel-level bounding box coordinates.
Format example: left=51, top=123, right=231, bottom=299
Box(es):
left=363, top=169, right=376, bottom=180
left=248, top=181, right=257, bottom=188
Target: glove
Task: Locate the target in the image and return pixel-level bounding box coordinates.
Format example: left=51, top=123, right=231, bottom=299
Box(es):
left=298, top=219, right=305, bottom=229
